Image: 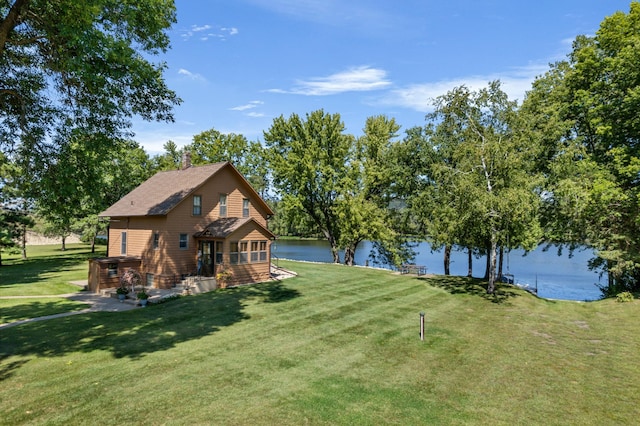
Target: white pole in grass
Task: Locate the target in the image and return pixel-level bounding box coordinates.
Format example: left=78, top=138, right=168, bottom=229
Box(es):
left=420, top=312, right=425, bottom=341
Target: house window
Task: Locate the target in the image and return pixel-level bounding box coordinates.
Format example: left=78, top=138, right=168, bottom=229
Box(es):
left=259, top=241, right=267, bottom=262
left=121, top=232, right=127, bottom=255
left=219, top=194, right=227, bottom=217
left=107, top=263, right=118, bottom=277
left=153, top=232, right=159, bottom=250
left=193, top=195, right=202, bottom=216
left=230, top=241, right=239, bottom=264
left=179, top=233, right=188, bottom=250
left=243, top=198, right=250, bottom=217
left=215, top=241, right=223, bottom=264
left=251, top=241, right=268, bottom=263
left=239, top=241, right=248, bottom=264
left=146, top=273, right=154, bottom=287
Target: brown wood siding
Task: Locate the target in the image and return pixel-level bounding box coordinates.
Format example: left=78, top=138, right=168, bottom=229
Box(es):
left=87, top=257, right=142, bottom=292
left=208, top=166, right=269, bottom=227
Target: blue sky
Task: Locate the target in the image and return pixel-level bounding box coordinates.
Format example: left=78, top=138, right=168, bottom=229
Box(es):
left=132, top=0, right=633, bottom=154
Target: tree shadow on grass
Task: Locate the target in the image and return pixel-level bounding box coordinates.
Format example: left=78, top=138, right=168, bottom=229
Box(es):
left=419, top=275, right=520, bottom=304
left=0, top=359, right=29, bottom=382
left=0, top=280, right=301, bottom=365
left=0, top=300, right=87, bottom=324
left=0, top=250, right=96, bottom=287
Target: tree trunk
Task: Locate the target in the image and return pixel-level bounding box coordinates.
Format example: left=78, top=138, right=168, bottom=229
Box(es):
left=0, top=0, right=30, bottom=55
left=344, top=246, right=355, bottom=266
left=484, top=241, right=490, bottom=280
left=486, top=232, right=498, bottom=294
left=91, top=235, right=96, bottom=253
left=467, top=248, right=472, bottom=277
left=61, top=236, right=66, bottom=251
left=344, top=241, right=360, bottom=266
left=498, top=246, right=504, bottom=279
left=324, top=231, right=340, bottom=263
left=444, top=244, right=451, bottom=275
left=21, top=223, right=27, bottom=260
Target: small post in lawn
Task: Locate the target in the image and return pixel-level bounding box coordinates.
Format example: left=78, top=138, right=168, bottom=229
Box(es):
left=419, top=312, right=425, bottom=341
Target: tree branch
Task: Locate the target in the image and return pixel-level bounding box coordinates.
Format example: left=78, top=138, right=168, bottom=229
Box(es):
left=0, top=0, right=31, bottom=55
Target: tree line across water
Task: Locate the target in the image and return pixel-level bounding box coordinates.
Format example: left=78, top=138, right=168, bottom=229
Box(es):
left=2, top=1, right=640, bottom=296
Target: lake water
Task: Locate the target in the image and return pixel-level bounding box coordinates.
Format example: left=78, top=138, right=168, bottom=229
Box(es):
left=271, top=239, right=604, bottom=302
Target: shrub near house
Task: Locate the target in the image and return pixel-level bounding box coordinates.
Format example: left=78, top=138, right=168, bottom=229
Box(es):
left=89, top=155, right=275, bottom=292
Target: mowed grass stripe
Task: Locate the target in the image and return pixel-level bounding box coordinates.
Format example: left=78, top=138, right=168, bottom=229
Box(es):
left=2, top=256, right=640, bottom=424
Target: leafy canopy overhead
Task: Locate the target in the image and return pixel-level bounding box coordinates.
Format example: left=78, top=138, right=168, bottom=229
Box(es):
left=0, top=0, right=181, bottom=160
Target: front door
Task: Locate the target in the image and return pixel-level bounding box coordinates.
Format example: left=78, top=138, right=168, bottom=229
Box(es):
left=199, top=241, right=215, bottom=277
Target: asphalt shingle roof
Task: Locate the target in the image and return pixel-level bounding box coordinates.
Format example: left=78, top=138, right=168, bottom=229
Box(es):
left=194, top=217, right=276, bottom=239
left=100, top=163, right=226, bottom=217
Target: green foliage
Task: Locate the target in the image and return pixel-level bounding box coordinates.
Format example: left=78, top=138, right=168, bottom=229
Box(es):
left=264, top=110, right=355, bottom=263
left=265, top=111, right=406, bottom=265
left=1, top=0, right=179, bottom=241
left=522, top=2, right=640, bottom=293
left=397, top=82, right=542, bottom=292
left=616, top=291, right=634, bottom=303
left=1, top=0, right=180, bottom=152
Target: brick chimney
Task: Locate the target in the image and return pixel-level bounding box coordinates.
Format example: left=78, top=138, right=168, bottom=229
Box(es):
left=182, top=151, right=192, bottom=170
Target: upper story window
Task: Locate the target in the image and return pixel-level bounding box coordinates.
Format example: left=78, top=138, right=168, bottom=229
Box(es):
left=220, top=194, right=227, bottom=217
left=242, top=198, right=250, bottom=217
left=153, top=232, right=160, bottom=250
left=193, top=195, right=202, bottom=216
left=121, top=232, right=127, bottom=255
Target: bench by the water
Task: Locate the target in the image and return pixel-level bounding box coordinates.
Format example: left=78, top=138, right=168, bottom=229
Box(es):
left=400, top=264, right=427, bottom=276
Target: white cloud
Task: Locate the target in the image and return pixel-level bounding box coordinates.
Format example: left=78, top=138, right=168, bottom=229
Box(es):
left=178, top=68, right=206, bottom=82
left=134, top=130, right=193, bottom=155
left=222, top=27, right=239, bottom=36
left=230, top=101, right=265, bottom=118
left=380, top=64, right=549, bottom=112
left=269, top=66, right=392, bottom=96
left=230, top=100, right=264, bottom=111
left=192, top=24, right=212, bottom=32
left=180, top=25, right=239, bottom=41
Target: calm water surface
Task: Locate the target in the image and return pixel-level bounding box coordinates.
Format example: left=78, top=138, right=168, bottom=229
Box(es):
left=272, top=240, right=603, bottom=301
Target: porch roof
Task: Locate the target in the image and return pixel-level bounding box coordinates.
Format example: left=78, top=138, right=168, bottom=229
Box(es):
left=194, top=217, right=276, bottom=239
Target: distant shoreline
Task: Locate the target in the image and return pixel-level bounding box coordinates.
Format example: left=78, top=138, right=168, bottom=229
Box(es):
left=25, top=231, right=82, bottom=246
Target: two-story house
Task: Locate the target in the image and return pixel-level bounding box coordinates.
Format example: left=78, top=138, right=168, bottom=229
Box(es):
left=88, top=155, right=275, bottom=292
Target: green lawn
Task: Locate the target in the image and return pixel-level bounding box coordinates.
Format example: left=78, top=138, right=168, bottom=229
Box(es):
left=0, top=244, right=104, bottom=296
left=1, top=250, right=639, bottom=424
left=0, top=298, right=88, bottom=324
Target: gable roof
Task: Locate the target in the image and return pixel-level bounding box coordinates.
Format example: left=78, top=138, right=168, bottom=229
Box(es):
left=194, top=217, right=276, bottom=239
left=100, top=162, right=273, bottom=218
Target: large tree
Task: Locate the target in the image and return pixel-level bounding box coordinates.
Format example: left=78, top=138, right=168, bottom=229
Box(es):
left=339, top=115, right=407, bottom=266
left=1, top=0, right=180, bottom=185
left=405, top=82, right=541, bottom=293
left=264, top=110, right=354, bottom=263
left=521, top=2, right=640, bottom=295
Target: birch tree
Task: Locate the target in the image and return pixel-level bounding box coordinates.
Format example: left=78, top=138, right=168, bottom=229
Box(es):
left=424, top=82, right=541, bottom=293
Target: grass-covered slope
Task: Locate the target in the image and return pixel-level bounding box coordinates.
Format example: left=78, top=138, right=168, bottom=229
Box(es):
left=1, top=255, right=639, bottom=424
